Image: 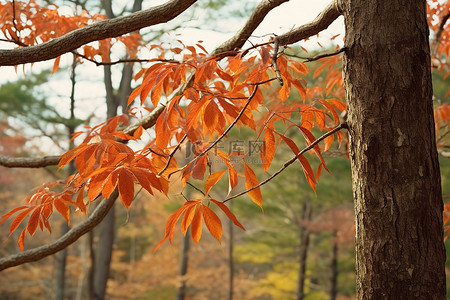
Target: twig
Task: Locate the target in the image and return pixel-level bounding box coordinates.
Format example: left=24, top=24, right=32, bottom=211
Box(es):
left=272, top=39, right=284, bottom=85
left=158, top=134, right=187, bottom=176
left=223, top=123, right=346, bottom=203
left=303, top=47, right=345, bottom=62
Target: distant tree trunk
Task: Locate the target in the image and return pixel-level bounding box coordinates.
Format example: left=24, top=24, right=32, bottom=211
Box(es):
left=228, top=211, right=234, bottom=300
left=330, top=230, right=338, bottom=300
left=341, top=0, right=446, bottom=298
left=92, top=1, right=142, bottom=298
left=56, top=55, right=77, bottom=300
left=296, top=201, right=311, bottom=300
left=176, top=230, right=190, bottom=300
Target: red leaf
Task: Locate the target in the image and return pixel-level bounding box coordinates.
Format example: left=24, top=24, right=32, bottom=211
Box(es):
left=118, top=170, right=135, bottom=209
left=27, top=208, right=42, bottom=237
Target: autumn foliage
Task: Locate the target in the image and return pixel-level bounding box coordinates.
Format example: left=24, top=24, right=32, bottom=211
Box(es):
left=0, top=0, right=449, bottom=252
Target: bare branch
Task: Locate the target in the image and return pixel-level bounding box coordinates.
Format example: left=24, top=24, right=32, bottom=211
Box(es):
left=0, top=190, right=118, bottom=271
left=0, top=0, right=197, bottom=66
left=274, top=0, right=342, bottom=46
left=303, top=47, right=345, bottom=62
left=0, top=155, right=60, bottom=168
left=223, top=123, right=346, bottom=203
left=211, top=0, right=289, bottom=55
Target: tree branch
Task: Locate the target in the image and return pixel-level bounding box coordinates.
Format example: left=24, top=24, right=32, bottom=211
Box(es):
left=0, top=190, right=118, bottom=271
left=211, top=0, right=289, bottom=55
left=0, top=155, right=60, bottom=168
left=0, top=0, right=197, bottom=66
left=274, top=0, right=342, bottom=46
left=223, top=123, right=346, bottom=203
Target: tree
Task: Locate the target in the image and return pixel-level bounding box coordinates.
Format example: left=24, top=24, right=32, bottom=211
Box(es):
left=0, top=0, right=449, bottom=298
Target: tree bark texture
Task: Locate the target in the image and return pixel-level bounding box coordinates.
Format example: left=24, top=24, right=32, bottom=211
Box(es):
left=341, top=0, right=446, bottom=298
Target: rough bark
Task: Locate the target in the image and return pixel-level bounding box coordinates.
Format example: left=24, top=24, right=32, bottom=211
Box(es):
left=341, top=0, right=446, bottom=298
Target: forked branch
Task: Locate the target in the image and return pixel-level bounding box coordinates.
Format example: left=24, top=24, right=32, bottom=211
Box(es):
left=224, top=123, right=346, bottom=203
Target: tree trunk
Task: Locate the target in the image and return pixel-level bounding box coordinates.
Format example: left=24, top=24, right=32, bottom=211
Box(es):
left=341, top=0, right=446, bottom=298
left=176, top=230, right=190, bottom=300
left=296, top=201, right=311, bottom=300
left=228, top=208, right=234, bottom=300
left=56, top=55, right=78, bottom=300
left=330, top=231, right=337, bottom=300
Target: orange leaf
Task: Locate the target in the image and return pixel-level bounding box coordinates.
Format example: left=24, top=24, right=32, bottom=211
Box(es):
left=118, top=170, right=135, bottom=209
left=27, top=208, right=42, bottom=237
left=204, top=170, right=227, bottom=196
left=18, top=228, right=26, bottom=251
left=191, top=204, right=203, bottom=244
left=202, top=206, right=222, bottom=243
left=0, top=206, right=28, bottom=226
left=54, top=199, right=70, bottom=225
left=154, top=203, right=188, bottom=252
left=279, top=134, right=316, bottom=191
left=279, top=80, right=291, bottom=102
left=228, top=167, right=238, bottom=195
left=52, top=56, right=61, bottom=74
left=9, top=207, right=34, bottom=235
left=261, top=128, right=276, bottom=172
left=210, top=199, right=245, bottom=230
left=181, top=202, right=197, bottom=234
left=244, top=162, right=263, bottom=210
left=203, top=100, right=219, bottom=134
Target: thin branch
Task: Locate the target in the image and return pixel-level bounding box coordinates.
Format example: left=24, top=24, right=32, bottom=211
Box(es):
left=168, top=86, right=259, bottom=177
left=0, top=190, right=118, bottom=271
left=223, top=123, right=346, bottom=203
left=303, top=47, right=345, bottom=62
left=274, top=0, right=341, bottom=46
left=0, top=0, right=198, bottom=66
left=158, top=134, right=187, bottom=176
left=272, top=42, right=283, bottom=85
left=211, top=0, right=289, bottom=56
